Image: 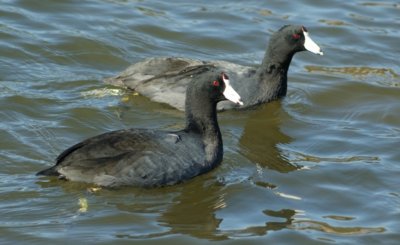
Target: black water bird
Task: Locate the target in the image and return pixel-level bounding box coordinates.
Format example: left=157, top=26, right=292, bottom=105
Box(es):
left=105, top=25, right=323, bottom=111
left=37, top=70, right=243, bottom=187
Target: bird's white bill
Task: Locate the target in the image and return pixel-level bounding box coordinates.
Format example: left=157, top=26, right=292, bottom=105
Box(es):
left=304, top=31, right=323, bottom=55
left=222, top=77, right=243, bottom=105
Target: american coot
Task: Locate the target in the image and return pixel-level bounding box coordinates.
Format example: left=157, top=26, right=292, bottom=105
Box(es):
left=37, top=70, right=243, bottom=188
left=105, top=25, right=323, bottom=111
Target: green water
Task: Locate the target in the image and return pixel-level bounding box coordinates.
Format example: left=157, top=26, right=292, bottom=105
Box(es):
left=1, top=1, right=399, bottom=244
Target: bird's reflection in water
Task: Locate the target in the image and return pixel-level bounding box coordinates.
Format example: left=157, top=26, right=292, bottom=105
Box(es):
left=225, top=209, right=296, bottom=237
left=156, top=179, right=296, bottom=240
left=154, top=100, right=300, bottom=239
left=36, top=101, right=300, bottom=240
left=157, top=180, right=228, bottom=240
left=239, top=101, right=301, bottom=173
left=37, top=164, right=297, bottom=240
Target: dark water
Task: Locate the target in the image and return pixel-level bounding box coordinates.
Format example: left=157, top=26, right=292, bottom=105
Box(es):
left=1, top=0, right=399, bottom=244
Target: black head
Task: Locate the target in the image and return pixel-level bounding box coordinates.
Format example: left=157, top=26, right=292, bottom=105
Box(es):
left=271, top=25, right=323, bottom=56
left=184, top=71, right=243, bottom=133
left=187, top=71, right=243, bottom=106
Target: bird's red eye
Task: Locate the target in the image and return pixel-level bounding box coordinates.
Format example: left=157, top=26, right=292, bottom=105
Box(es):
left=292, top=33, right=301, bottom=39
left=213, top=80, right=219, bottom=87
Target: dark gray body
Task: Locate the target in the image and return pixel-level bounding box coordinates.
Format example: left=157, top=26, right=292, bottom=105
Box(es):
left=105, top=25, right=320, bottom=111
left=39, top=129, right=215, bottom=187
left=37, top=70, right=230, bottom=188
left=105, top=58, right=256, bottom=111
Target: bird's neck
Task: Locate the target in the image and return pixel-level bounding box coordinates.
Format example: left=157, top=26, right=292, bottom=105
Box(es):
left=252, top=45, right=295, bottom=102
left=185, top=101, right=223, bottom=165
left=261, top=44, right=295, bottom=71
left=185, top=101, right=222, bottom=142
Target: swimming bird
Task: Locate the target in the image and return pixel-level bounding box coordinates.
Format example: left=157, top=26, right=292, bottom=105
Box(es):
left=37, top=70, right=243, bottom=187
left=105, top=25, right=323, bottom=111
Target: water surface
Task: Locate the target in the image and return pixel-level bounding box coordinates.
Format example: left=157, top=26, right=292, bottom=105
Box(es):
left=1, top=0, right=399, bottom=244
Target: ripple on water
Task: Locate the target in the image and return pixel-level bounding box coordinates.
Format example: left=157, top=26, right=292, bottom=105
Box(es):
left=289, top=219, right=385, bottom=235
left=286, top=151, right=380, bottom=165
left=1, top=0, right=400, bottom=244
left=305, top=65, right=400, bottom=87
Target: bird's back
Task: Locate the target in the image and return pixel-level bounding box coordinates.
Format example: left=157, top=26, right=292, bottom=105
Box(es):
left=44, top=129, right=208, bottom=187
left=104, top=57, right=254, bottom=111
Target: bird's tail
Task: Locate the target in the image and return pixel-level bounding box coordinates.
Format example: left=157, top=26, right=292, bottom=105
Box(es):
left=36, top=166, right=60, bottom=176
